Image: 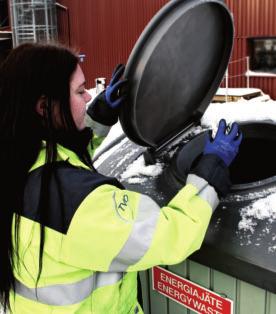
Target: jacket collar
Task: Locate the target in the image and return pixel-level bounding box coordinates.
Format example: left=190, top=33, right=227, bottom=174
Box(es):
left=30, top=142, right=91, bottom=172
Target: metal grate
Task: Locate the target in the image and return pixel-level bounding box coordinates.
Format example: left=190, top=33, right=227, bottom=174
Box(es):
left=10, top=0, right=57, bottom=46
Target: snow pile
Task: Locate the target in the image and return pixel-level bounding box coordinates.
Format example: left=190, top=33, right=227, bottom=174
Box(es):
left=120, top=155, right=164, bottom=184
left=238, top=194, right=276, bottom=233
left=201, top=97, right=276, bottom=130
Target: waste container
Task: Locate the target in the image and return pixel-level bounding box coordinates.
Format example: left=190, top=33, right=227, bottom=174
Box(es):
left=95, top=0, right=276, bottom=313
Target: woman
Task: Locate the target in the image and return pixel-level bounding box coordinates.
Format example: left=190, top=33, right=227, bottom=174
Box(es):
left=0, top=43, right=241, bottom=313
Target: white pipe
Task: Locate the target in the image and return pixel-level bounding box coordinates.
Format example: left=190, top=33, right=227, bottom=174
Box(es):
left=225, top=67, right=229, bottom=103
left=246, top=56, right=250, bottom=88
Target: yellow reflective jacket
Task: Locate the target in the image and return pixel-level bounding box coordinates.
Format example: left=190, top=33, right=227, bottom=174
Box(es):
left=10, top=142, right=216, bottom=314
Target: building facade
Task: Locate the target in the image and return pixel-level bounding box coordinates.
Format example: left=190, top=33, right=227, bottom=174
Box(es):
left=226, top=0, right=276, bottom=99
left=1, top=0, right=276, bottom=99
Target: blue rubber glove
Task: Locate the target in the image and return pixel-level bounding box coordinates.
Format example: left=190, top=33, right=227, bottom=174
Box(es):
left=203, top=119, right=242, bottom=166
left=105, top=64, right=127, bottom=108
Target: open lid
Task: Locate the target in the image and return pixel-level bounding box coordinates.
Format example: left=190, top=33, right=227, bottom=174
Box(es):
left=120, top=0, right=234, bottom=147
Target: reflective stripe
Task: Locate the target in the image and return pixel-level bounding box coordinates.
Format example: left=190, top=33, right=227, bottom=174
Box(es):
left=15, top=271, right=123, bottom=306
left=198, top=185, right=219, bottom=212
left=186, top=174, right=219, bottom=212
left=95, top=272, right=123, bottom=289
left=109, top=194, right=160, bottom=271
left=186, top=174, right=209, bottom=191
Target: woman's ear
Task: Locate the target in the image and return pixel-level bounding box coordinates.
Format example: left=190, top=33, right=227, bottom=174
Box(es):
left=36, top=96, right=47, bottom=116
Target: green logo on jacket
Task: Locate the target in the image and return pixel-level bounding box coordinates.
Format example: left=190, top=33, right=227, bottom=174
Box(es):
left=113, top=192, right=134, bottom=222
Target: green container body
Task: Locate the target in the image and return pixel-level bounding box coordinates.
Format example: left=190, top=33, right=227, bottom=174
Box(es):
left=139, top=260, right=276, bottom=314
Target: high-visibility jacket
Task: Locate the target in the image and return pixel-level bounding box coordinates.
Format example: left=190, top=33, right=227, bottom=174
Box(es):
left=10, top=142, right=217, bottom=313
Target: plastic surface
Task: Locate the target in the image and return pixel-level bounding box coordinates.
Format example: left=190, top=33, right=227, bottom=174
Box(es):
left=120, top=0, right=234, bottom=147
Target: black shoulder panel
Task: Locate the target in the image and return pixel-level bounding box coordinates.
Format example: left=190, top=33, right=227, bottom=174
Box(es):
left=23, top=161, right=124, bottom=234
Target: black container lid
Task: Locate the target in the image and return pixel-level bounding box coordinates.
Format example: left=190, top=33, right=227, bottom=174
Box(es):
left=120, top=0, right=234, bottom=148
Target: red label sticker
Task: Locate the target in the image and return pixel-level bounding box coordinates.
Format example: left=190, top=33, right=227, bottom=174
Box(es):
left=152, top=266, right=233, bottom=314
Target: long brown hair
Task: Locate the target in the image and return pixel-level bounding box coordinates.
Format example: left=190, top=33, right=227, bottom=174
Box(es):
left=0, top=43, right=81, bottom=310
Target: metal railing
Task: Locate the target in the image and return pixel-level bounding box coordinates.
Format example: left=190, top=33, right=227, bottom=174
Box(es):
left=223, top=56, right=250, bottom=90
left=10, top=0, right=57, bottom=46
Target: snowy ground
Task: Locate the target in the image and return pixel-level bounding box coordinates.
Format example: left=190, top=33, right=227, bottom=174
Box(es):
left=201, top=94, right=276, bottom=130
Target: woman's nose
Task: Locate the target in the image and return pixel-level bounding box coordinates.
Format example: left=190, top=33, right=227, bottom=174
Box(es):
left=85, top=90, right=92, bottom=103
